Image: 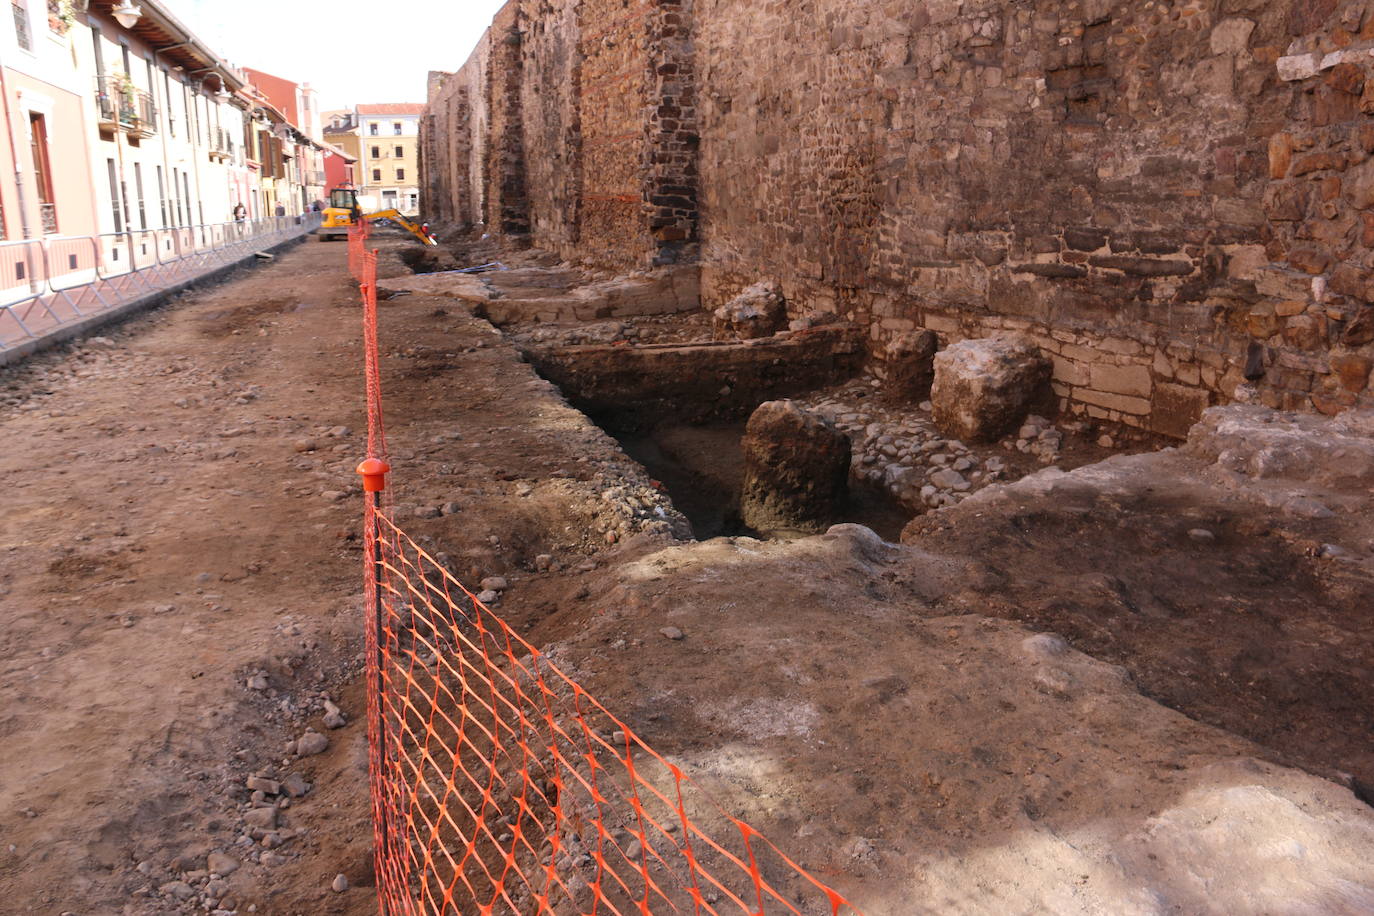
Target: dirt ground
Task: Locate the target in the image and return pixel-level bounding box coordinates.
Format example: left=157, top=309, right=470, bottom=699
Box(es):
left=2, top=231, right=1373, bottom=915
left=0, top=235, right=679, bottom=915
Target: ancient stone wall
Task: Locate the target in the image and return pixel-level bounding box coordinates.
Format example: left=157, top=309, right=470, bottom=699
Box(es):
left=520, top=0, right=582, bottom=251
left=644, top=0, right=700, bottom=265
left=487, top=2, right=530, bottom=235
left=423, top=0, right=1374, bottom=435
left=576, top=0, right=654, bottom=268
left=422, top=17, right=494, bottom=228
left=523, top=326, right=864, bottom=427
left=424, top=0, right=695, bottom=269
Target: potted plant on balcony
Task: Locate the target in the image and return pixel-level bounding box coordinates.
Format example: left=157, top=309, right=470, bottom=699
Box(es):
left=47, top=0, right=77, bottom=34
left=113, top=70, right=137, bottom=126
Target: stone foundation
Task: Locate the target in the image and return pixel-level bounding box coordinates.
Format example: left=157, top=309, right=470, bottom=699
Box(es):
left=521, top=325, right=863, bottom=427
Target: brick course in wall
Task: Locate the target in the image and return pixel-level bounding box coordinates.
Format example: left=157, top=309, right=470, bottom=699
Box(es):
left=423, top=0, right=1374, bottom=436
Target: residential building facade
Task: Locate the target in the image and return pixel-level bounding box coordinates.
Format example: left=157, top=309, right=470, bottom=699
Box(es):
left=0, top=0, right=101, bottom=241
left=355, top=103, right=422, bottom=213
left=321, top=141, right=355, bottom=192
left=1, top=0, right=331, bottom=249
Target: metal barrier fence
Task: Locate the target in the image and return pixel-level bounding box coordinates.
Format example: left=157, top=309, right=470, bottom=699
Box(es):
left=348, top=223, right=864, bottom=915
left=0, top=214, right=322, bottom=355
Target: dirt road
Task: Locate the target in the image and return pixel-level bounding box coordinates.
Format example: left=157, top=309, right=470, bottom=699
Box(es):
left=0, top=239, right=381, bottom=914
left=0, top=229, right=688, bottom=915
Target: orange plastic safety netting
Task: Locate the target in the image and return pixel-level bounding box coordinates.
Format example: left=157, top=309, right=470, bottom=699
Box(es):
left=354, top=232, right=863, bottom=916
left=351, top=224, right=387, bottom=461
left=349, top=216, right=373, bottom=281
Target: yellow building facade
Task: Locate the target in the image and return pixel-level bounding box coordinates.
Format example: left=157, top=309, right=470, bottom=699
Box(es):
left=324, top=104, right=422, bottom=214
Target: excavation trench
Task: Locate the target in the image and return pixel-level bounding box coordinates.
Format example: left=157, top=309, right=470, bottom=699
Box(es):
left=521, top=329, right=913, bottom=541
left=598, top=415, right=913, bottom=541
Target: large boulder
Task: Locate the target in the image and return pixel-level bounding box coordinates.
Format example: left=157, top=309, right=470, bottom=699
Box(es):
left=883, top=329, right=938, bottom=401
left=740, top=400, right=851, bottom=535
left=932, top=336, right=1052, bottom=442
left=712, top=281, right=786, bottom=340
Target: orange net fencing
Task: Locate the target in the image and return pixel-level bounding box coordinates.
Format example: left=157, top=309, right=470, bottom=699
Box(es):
left=349, top=215, right=373, bottom=282
left=351, top=231, right=864, bottom=916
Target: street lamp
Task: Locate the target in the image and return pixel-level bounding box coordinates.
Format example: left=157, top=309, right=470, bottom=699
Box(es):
left=111, top=0, right=142, bottom=29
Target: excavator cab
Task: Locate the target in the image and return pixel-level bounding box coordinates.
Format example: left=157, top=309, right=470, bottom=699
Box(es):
left=329, top=186, right=361, bottom=213
left=319, top=186, right=361, bottom=240
left=317, top=185, right=437, bottom=246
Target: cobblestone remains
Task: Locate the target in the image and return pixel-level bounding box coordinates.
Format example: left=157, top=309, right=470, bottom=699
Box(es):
left=797, top=379, right=1076, bottom=513
left=423, top=1, right=1374, bottom=435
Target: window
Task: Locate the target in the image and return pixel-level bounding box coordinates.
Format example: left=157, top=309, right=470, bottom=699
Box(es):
left=90, top=26, right=104, bottom=77
left=372, top=168, right=381, bottom=182
left=371, top=145, right=380, bottom=158
left=395, top=168, right=405, bottom=181
left=394, top=145, right=403, bottom=158
left=30, top=113, right=55, bottom=234
left=156, top=165, right=167, bottom=226
left=183, top=172, right=193, bottom=226
left=369, top=121, right=378, bottom=136
left=133, top=163, right=147, bottom=230
left=12, top=1, right=31, bottom=51
left=172, top=167, right=183, bottom=225
left=145, top=59, right=158, bottom=130
left=393, top=121, right=402, bottom=135
left=106, top=158, right=124, bottom=232
left=164, top=71, right=175, bottom=136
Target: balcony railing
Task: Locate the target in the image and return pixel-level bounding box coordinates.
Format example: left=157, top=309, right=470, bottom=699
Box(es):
left=39, top=202, right=57, bottom=236
left=209, top=127, right=234, bottom=161
left=94, top=75, right=157, bottom=139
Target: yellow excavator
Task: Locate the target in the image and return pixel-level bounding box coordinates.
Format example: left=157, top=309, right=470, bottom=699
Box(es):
left=317, top=185, right=438, bottom=246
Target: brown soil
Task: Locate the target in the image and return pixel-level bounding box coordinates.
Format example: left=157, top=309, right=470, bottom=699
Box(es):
left=0, top=237, right=673, bottom=914
left=903, top=470, right=1374, bottom=795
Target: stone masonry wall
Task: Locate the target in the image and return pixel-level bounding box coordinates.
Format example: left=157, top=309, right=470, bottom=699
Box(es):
left=644, top=0, right=700, bottom=265
left=487, top=2, right=530, bottom=235
left=421, top=19, right=493, bottom=228
left=423, top=0, right=699, bottom=271
left=423, top=0, right=1374, bottom=435
left=521, top=0, right=582, bottom=251
left=576, top=0, right=654, bottom=268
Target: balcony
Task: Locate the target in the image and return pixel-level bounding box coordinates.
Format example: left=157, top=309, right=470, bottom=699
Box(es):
left=208, top=127, right=233, bottom=162
left=46, top=0, right=72, bottom=35
left=94, top=75, right=157, bottom=140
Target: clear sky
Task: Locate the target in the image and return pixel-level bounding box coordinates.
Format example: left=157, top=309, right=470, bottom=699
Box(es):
left=175, top=0, right=511, bottom=112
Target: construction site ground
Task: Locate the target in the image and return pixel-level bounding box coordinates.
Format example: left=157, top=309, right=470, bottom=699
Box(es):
left=2, top=235, right=1373, bottom=914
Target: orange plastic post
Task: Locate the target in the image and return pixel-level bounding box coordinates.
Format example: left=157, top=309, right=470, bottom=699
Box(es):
left=358, top=457, right=391, bottom=493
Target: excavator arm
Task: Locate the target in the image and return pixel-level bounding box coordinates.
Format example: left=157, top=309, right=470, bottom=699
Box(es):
left=364, top=209, right=438, bottom=246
